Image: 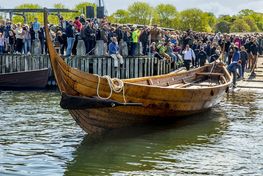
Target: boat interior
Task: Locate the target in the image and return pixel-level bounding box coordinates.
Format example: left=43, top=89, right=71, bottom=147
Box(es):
left=125, top=64, right=229, bottom=89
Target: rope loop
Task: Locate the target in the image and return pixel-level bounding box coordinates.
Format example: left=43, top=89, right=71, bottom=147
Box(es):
left=96, top=75, right=127, bottom=104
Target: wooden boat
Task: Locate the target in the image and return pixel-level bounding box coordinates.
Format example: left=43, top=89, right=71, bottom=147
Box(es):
left=0, top=68, right=49, bottom=90
left=44, top=9, right=232, bottom=134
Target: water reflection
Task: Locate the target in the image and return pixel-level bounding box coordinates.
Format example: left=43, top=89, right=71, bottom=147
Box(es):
left=1, top=90, right=262, bottom=176
left=64, top=110, right=228, bottom=175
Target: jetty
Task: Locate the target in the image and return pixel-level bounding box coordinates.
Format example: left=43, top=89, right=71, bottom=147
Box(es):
left=0, top=54, right=182, bottom=84
left=238, top=56, right=263, bottom=89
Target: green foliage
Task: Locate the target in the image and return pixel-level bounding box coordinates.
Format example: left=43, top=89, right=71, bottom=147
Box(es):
left=179, top=8, right=209, bottom=32
left=214, top=21, right=231, bottom=33
left=128, top=2, right=152, bottom=25
left=230, top=19, right=250, bottom=32
left=155, top=4, right=177, bottom=28
left=218, top=15, right=236, bottom=23
left=72, top=2, right=96, bottom=19
left=110, top=9, right=129, bottom=24
left=204, top=12, right=217, bottom=27
left=243, top=16, right=259, bottom=32
left=238, top=9, right=255, bottom=16
left=13, top=4, right=42, bottom=24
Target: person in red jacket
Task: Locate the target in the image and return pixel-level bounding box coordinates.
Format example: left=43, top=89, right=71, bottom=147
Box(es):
left=74, top=17, right=83, bottom=32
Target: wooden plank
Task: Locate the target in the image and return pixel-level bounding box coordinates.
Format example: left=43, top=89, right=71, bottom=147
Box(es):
left=130, top=57, right=134, bottom=78
left=17, top=55, right=21, bottom=72
left=139, top=58, right=143, bottom=77
left=78, top=57, right=81, bottom=70
left=85, top=58, right=90, bottom=72
left=98, top=57, right=102, bottom=76
left=0, top=55, right=2, bottom=73
left=120, top=57, right=125, bottom=79
left=5, top=55, right=10, bottom=73
left=81, top=58, right=85, bottom=71
left=1, top=55, right=4, bottom=73
left=144, top=58, right=147, bottom=77
left=157, top=59, right=160, bottom=75
left=20, top=54, right=25, bottom=71
left=134, top=57, right=139, bottom=78
left=125, top=56, right=129, bottom=79
left=148, top=58, right=151, bottom=76
left=151, top=58, right=155, bottom=76
left=107, top=57, right=111, bottom=77
left=93, top=57, right=98, bottom=74
left=101, top=57, right=107, bottom=75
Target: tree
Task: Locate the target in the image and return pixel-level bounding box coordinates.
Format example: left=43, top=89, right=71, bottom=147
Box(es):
left=179, top=8, right=209, bottom=32
left=238, top=9, right=255, bottom=17
left=71, top=2, right=96, bottom=19
left=230, top=19, right=250, bottom=32
left=128, top=2, right=152, bottom=25
left=110, top=9, right=129, bottom=24
left=217, top=15, right=236, bottom=23
left=13, top=4, right=42, bottom=24
left=155, top=4, right=177, bottom=28
left=243, top=16, right=259, bottom=32
left=214, top=21, right=231, bottom=33
left=204, top=12, right=217, bottom=28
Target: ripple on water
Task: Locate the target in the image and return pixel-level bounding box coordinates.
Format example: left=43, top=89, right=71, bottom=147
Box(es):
left=0, top=90, right=263, bottom=176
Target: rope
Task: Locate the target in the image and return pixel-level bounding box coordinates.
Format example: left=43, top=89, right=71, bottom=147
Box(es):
left=96, top=74, right=127, bottom=104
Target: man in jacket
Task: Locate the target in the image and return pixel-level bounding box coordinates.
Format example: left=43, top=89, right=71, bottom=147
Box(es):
left=109, top=37, right=124, bottom=68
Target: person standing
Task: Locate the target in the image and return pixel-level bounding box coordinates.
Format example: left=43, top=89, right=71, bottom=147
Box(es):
left=182, top=44, right=195, bottom=70
left=131, top=26, right=141, bottom=56
left=15, top=23, right=24, bottom=54
left=140, top=27, right=150, bottom=55
left=65, top=21, right=75, bottom=57
left=23, top=25, right=31, bottom=55
left=32, top=18, right=40, bottom=39
left=240, top=46, right=248, bottom=79
left=250, top=38, right=258, bottom=76
left=197, top=47, right=207, bottom=67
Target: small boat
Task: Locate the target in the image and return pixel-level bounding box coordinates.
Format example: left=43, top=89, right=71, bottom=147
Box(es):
left=0, top=68, right=49, bottom=90
left=44, top=9, right=232, bottom=134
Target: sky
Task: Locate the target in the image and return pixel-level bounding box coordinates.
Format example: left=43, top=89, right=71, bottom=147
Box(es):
left=0, top=0, right=263, bottom=16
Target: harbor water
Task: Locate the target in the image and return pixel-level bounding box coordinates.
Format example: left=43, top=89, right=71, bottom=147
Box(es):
left=0, top=90, right=262, bottom=175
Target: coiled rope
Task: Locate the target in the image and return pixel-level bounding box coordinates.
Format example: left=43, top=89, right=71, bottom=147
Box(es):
left=96, top=75, right=127, bottom=104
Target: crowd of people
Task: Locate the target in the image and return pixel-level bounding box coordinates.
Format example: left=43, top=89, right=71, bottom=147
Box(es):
left=0, top=15, right=263, bottom=87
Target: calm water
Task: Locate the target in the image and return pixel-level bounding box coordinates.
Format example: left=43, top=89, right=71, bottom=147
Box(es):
left=0, top=90, right=262, bottom=176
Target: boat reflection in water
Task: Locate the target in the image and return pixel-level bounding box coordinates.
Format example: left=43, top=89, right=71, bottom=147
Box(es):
left=64, top=109, right=229, bottom=175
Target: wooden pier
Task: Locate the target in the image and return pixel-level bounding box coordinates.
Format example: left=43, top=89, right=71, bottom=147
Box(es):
left=0, top=54, right=182, bottom=81
left=238, top=56, right=263, bottom=89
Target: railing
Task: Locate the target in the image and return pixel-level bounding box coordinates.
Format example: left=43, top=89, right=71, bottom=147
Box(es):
left=0, top=54, right=183, bottom=79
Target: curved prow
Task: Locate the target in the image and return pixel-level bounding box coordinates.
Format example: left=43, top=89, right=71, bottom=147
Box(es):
left=44, top=8, right=62, bottom=92
left=44, top=8, right=77, bottom=95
